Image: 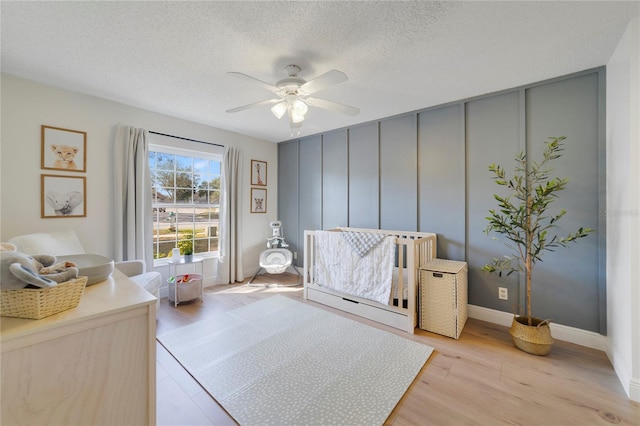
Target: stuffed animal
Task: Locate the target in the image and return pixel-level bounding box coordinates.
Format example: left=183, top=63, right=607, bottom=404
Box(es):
left=1, top=242, right=17, bottom=252
left=0, top=249, right=79, bottom=290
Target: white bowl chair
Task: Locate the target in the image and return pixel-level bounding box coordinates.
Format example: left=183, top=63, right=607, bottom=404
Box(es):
left=9, top=229, right=161, bottom=308
left=248, top=221, right=300, bottom=286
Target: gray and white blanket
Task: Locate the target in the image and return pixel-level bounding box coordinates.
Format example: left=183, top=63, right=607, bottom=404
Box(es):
left=341, top=231, right=386, bottom=257
left=313, top=230, right=395, bottom=305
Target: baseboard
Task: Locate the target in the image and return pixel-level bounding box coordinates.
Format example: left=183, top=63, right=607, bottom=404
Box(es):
left=607, top=346, right=640, bottom=403
left=629, top=378, right=640, bottom=402
left=467, top=304, right=607, bottom=351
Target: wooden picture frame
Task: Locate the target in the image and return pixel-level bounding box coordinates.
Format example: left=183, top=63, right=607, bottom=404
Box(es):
left=41, top=125, right=87, bottom=172
left=250, top=160, right=267, bottom=186
left=250, top=188, right=267, bottom=213
left=41, top=174, right=86, bottom=218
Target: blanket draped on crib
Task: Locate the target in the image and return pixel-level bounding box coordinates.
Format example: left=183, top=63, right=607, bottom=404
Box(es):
left=313, top=231, right=395, bottom=305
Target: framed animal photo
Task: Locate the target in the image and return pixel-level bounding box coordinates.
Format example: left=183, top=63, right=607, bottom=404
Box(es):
left=41, top=174, right=86, bottom=218
left=250, top=188, right=267, bottom=213
left=41, top=125, right=87, bottom=172
left=250, top=160, right=267, bottom=186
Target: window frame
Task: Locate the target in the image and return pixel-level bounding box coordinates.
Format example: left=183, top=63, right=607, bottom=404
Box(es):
left=149, top=139, right=223, bottom=264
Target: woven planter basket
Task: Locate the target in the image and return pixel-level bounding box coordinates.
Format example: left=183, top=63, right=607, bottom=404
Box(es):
left=509, top=316, right=554, bottom=356
left=0, top=276, right=88, bottom=320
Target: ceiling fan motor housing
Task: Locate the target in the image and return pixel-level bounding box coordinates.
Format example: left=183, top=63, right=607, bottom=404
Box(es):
left=285, top=64, right=301, bottom=77
left=276, top=78, right=306, bottom=94
left=276, top=65, right=307, bottom=95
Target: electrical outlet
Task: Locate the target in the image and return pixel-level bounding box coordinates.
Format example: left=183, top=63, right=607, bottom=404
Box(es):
left=498, top=287, right=508, bottom=300
left=293, top=251, right=298, bottom=260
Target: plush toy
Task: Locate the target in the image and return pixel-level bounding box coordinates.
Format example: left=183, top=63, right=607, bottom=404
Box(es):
left=0, top=242, right=17, bottom=252
left=0, top=249, right=79, bottom=290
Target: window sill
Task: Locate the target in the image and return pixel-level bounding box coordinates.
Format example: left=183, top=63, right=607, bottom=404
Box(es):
left=154, top=252, right=219, bottom=268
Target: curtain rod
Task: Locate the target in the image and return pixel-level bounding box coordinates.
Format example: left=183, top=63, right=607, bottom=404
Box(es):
left=149, top=131, right=225, bottom=148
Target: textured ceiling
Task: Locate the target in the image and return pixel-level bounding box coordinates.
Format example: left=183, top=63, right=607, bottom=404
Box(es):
left=1, top=1, right=638, bottom=143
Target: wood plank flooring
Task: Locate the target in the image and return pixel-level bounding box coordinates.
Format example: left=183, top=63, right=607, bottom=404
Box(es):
left=156, top=273, right=639, bottom=425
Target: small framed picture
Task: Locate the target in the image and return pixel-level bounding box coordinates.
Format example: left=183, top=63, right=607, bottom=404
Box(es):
left=251, top=160, right=267, bottom=186
left=251, top=188, right=267, bottom=213
left=41, top=125, right=87, bottom=172
left=41, top=174, right=86, bottom=218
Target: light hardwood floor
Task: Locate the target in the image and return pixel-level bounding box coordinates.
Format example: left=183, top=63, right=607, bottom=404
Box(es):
left=156, top=273, right=639, bottom=425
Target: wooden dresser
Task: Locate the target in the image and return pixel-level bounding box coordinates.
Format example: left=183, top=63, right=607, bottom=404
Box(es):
left=1, top=270, right=156, bottom=425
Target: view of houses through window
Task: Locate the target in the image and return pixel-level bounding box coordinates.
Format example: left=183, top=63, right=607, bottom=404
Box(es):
left=149, top=145, right=221, bottom=259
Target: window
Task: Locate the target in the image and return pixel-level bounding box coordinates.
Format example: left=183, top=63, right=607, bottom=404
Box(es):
left=149, top=144, right=222, bottom=259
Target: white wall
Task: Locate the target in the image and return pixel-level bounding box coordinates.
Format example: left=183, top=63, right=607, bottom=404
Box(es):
left=0, top=73, right=278, bottom=285
left=606, top=17, right=640, bottom=402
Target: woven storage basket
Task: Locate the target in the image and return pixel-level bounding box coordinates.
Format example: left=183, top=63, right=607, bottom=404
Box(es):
left=0, top=276, right=88, bottom=320
left=509, top=316, right=553, bottom=356
left=419, top=260, right=467, bottom=339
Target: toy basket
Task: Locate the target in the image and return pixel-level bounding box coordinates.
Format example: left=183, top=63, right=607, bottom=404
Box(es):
left=168, top=273, right=203, bottom=303
left=0, top=276, right=88, bottom=320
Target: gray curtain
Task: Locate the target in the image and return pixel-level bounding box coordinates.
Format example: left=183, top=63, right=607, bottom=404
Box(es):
left=219, top=146, right=244, bottom=283
left=113, top=124, right=153, bottom=270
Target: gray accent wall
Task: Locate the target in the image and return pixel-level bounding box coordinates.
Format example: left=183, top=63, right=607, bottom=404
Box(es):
left=278, top=68, right=605, bottom=333
left=524, top=73, right=604, bottom=332
left=418, top=104, right=465, bottom=261
left=322, top=130, right=348, bottom=230
left=380, top=115, right=418, bottom=231
left=348, top=123, right=380, bottom=229
left=466, top=91, right=522, bottom=315
left=277, top=140, right=299, bottom=258
left=298, top=135, right=323, bottom=258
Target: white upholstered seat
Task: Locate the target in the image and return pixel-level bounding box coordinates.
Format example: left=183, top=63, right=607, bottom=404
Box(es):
left=259, top=248, right=293, bottom=274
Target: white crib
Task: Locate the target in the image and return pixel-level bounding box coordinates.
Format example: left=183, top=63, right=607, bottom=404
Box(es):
left=303, top=227, right=437, bottom=334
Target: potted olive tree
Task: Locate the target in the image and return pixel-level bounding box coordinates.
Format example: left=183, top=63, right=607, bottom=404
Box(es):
left=483, top=136, right=594, bottom=355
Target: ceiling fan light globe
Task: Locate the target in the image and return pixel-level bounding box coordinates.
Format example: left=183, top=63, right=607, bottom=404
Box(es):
left=292, top=99, right=308, bottom=115
left=271, top=102, right=287, bottom=119
left=291, top=110, right=305, bottom=123
left=285, top=94, right=298, bottom=104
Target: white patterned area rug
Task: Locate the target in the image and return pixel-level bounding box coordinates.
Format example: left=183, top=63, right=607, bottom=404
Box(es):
left=157, top=295, right=434, bottom=426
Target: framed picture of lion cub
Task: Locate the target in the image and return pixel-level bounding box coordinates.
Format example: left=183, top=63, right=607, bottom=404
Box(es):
left=41, top=125, right=87, bottom=172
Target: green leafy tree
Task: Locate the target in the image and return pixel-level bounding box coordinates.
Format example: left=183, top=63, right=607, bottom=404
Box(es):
left=196, top=176, right=220, bottom=203
left=483, top=136, right=594, bottom=326
left=175, top=172, right=195, bottom=202
left=152, top=154, right=195, bottom=202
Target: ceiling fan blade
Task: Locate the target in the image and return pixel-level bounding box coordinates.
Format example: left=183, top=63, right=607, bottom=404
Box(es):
left=300, top=70, right=348, bottom=95
left=227, top=72, right=279, bottom=92
left=226, top=98, right=281, bottom=113
left=306, top=97, right=360, bottom=116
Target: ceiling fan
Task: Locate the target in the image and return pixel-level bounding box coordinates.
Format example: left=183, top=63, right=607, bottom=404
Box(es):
left=226, top=64, right=360, bottom=135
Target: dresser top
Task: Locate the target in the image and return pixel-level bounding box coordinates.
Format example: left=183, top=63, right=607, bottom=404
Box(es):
left=1, top=269, right=155, bottom=344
